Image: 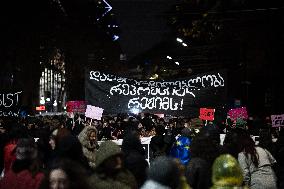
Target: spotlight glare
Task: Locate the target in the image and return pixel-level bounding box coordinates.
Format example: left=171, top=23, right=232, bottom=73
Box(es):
left=166, top=56, right=172, bottom=60
left=176, top=38, right=183, bottom=43
left=175, top=61, right=180, bottom=65
left=182, top=43, right=188, bottom=47
left=131, top=108, right=140, bottom=114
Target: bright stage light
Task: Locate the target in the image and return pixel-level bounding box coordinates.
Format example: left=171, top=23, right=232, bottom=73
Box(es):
left=176, top=38, right=183, bottom=43
left=130, top=108, right=140, bottom=114
left=166, top=56, right=172, bottom=60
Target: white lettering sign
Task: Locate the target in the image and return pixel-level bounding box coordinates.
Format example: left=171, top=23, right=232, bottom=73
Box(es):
left=0, top=91, right=22, bottom=108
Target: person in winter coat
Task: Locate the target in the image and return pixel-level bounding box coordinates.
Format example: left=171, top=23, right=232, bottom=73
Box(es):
left=2, top=123, right=28, bottom=175
left=150, top=124, right=173, bottom=159
left=78, top=126, right=99, bottom=169
left=0, top=138, right=45, bottom=189
left=121, top=131, right=148, bottom=187
left=237, top=130, right=277, bottom=189
left=55, top=134, right=92, bottom=174
left=88, top=140, right=137, bottom=189
left=185, top=132, right=220, bottom=189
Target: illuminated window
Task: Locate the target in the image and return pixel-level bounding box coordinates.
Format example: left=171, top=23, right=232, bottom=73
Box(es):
left=39, top=48, right=66, bottom=112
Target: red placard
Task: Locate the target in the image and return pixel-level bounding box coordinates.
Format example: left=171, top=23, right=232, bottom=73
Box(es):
left=199, top=108, right=215, bottom=121
left=36, top=106, right=45, bottom=111
left=66, top=101, right=86, bottom=113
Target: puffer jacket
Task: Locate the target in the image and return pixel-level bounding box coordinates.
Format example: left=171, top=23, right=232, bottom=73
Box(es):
left=78, top=126, right=98, bottom=169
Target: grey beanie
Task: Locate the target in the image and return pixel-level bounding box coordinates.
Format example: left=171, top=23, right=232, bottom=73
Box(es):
left=95, top=140, right=122, bottom=167
left=148, top=156, right=180, bottom=188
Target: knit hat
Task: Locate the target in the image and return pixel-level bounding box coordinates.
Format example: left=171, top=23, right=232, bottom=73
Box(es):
left=148, top=156, right=180, bottom=189
left=16, top=138, right=38, bottom=160
left=95, top=141, right=122, bottom=167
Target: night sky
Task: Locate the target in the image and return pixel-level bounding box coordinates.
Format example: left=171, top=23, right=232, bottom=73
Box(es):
left=1, top=0, right=283, bottom=116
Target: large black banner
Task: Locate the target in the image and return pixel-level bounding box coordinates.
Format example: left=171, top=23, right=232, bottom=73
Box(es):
left=85, top=70, right=227, bottom=117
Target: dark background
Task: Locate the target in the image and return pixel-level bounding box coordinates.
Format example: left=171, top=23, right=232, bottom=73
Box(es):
left=0, top=0, right=283, bottom=117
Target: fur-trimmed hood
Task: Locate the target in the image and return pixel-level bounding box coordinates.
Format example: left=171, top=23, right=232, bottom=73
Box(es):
left=78, top=126, right=98, bottom=150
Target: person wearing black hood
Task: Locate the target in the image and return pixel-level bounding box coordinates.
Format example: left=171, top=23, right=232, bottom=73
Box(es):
left=141, top=113, right=154, bottom=132
left=121, top=131, right=148, bottom=187
left=185, top=132, right=220, bottom=189
left=55, top=135, right=92, bottom=175
left=150, top=125, right=167, bottom=159
left=71, top=114, right=85, bottom=136
left=0, top=138, right=45, bottom=189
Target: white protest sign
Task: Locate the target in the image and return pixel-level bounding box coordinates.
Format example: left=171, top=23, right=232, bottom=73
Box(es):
left=85, top=105, right=104, bottom=120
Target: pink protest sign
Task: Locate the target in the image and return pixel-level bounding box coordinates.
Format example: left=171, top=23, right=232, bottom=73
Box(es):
left=271, top=114, right=284, bottom=127
left=66, top=101, right=86, bottom=113
left=227, top=107, right=248, bottom=121
left=154, top=114, right=164, bottom=118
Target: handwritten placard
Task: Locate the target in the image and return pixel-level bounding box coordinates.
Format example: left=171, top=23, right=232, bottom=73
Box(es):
left=271, top=114, right=284, bottom=127
left=227, top=107, right=248, bottom=121
left=85, top=105, right=104, bottom=120
left=199, top=108, right=215, bottom=121
left=66, top=101, right=86, bottom=113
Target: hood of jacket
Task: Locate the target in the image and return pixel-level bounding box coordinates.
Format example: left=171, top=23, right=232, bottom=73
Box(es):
left=78, top=126, right=98, bottom=149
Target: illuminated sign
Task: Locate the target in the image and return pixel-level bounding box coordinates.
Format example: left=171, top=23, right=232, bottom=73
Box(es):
left=36, top=106, right=46, bottom=111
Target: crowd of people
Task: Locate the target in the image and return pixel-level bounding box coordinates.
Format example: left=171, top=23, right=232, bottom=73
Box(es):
left=0, top=112, right=283, bottom=189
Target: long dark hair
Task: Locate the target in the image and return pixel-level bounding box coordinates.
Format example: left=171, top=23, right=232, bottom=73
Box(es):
left=121, top=131, right=145, bottom=156
left=40, top=158, right=90, bottom=189
left=258, top=129, right=274, bottom=153
left=238, top=130, right=259, bottom=167
left=224, top=128, right=259, bottom=167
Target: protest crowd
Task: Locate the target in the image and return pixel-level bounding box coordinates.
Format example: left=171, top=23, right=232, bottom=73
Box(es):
left=0, top=112, right=283, bottom=189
